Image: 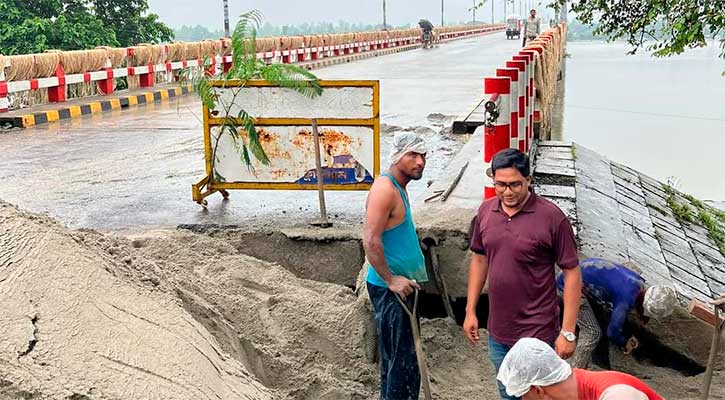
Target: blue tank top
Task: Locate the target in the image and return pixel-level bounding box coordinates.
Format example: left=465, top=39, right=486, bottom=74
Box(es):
left=366, top=173, right=429, bottom=287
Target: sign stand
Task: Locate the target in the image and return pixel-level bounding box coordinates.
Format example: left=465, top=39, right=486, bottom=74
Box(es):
left=311, top=119, right=332, bottom=228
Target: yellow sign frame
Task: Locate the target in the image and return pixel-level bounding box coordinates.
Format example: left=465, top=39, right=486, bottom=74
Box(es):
left=192, top=80, right=380, bottom=205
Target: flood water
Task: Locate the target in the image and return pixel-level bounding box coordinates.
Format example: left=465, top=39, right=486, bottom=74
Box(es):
left=560, top=41, right=725, bottom=201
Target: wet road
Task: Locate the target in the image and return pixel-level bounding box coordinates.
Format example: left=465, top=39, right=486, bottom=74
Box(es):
left=0, top=33, right=521, bottom=231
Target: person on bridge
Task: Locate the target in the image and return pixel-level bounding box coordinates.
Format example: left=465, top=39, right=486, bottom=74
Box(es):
left=522, top=9, right=541, bottom=46
left=497, top=337, right=665, bottom=400
left=556, top=258, right=679, bottom=369
left=463, top=148, right=582, bottom=400
left=363, top=132, right=429, bottom=400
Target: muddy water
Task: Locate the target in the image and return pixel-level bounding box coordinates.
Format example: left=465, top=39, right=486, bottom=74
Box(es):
left=560, top=41, right=725, bottom=200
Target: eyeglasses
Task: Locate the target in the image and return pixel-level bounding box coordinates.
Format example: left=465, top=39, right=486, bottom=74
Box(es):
left=494, top=181, right=525, bottom=192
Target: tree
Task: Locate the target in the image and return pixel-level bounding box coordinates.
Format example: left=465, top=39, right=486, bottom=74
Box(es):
left=91, top=0, right=173, bottom=46
left=183, top=10, right=323, bottom=172
left=0, top=0, right=172, bottom=55
left=552, top=0, right=725, bottom=63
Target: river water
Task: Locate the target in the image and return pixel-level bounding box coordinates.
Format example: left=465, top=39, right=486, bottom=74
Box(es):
left=560, top=41, right=725, bottom=201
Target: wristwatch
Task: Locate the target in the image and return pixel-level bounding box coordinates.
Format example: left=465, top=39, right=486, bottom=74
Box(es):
left=561, top=330, right=577, bottom=342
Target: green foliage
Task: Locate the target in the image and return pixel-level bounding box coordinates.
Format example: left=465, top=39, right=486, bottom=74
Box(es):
left=665, top=183, right=725, bottom=256
left=664, top=184, right=695, bottom=224
left=181, top=10, right=323, bottom=176
left=0, top=0, right=172, bottom=54
left=552, top=0, right=725, bottom=67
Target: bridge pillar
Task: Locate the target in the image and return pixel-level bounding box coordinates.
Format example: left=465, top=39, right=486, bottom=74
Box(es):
left=483, top=76, right=511, bottom=199
left=47, top=63, right=66, bottom=103
left=0, top=57, right=9, bottom=112
left=496, top=68, right=521, bottom=151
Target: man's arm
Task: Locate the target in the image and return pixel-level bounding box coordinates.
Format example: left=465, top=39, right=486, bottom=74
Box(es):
left=561, top=266, right=582, bottom=333
left=554, top=217, right=581, bottom=359
left=463, top=215, right=488, bottom=344
left=363, top=181, right=419, bottom=297
left=607, top=301, right=633, bottom=349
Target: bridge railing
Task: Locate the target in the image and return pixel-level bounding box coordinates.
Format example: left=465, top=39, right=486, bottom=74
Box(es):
left=0, top=24, right=505, bottom=114
left=481, top=23, right=567, bottom=198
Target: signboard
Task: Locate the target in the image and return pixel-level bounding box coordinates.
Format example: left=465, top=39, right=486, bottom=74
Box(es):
left=193, top=80, right=380, bottom=205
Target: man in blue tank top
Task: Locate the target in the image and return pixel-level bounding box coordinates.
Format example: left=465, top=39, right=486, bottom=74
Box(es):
left=364, top=132, right=429, bottom=400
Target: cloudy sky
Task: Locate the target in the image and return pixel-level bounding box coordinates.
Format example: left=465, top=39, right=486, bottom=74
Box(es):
left=148, top=0, right=554, bottom=30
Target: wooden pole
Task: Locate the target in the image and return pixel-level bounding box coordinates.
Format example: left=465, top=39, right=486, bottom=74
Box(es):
left=311, top=119, right=331, bottom=228
left=701, top=302, right=723, bottom=399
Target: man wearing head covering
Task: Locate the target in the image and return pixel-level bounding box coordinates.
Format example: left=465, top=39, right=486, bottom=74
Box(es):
left=556, top=258, right=679, bottom=368
left=363, top=132, right=428, bottom=399
left=464, top=148, right=582, bottom=400
left=497, top=337, right=664, bottom=400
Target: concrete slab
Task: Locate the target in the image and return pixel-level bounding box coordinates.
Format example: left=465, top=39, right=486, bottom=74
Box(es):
left=573, top=145, right=628, bottom=261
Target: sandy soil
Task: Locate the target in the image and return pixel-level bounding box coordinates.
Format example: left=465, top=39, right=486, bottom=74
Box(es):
left=1, top=199, right=722, bottom=399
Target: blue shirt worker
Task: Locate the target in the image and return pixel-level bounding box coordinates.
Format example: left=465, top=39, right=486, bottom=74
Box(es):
left=364, top=132, right=429, bottom=400
left=556, top=258, right=678, bottom=368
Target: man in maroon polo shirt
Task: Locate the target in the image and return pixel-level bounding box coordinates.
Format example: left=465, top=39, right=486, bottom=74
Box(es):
left=463, top=148, right=582, bottom=400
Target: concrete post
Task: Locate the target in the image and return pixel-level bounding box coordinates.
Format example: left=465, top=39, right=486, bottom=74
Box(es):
left=496, top=67, right=522, bottom=151
left=483, top=76, right=511, bottom=199
left=0, top=57, right=10, bottom=112
left=47, top=63, right=66, bottom=103
left=512, top=54, right=530, bottom=150
left=507, top=59, right=527, bottom=152
left=520, top=50, right=537, bottom=150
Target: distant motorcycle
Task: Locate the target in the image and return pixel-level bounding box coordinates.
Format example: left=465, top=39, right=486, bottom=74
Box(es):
left=422, top=31, right=433, bottom=49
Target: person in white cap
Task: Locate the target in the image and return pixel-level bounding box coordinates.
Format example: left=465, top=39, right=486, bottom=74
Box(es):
left=556, top=258, right=679, bottom=369
left=497, top=337, right=665, bottom=400
left=363, top=132, right=428, bottom=399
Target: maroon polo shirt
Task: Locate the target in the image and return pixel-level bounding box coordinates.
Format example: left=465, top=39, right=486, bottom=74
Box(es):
left=470, top=192, right=578, bottom=346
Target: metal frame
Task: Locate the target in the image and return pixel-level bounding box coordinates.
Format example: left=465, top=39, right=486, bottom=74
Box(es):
left=193, top=79, right=380, bottom=204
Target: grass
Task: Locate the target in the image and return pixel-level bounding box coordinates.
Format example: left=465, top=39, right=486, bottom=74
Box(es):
left=571, top=144, right=577, bottom=160
left=665, top=184, right=725, bottom=257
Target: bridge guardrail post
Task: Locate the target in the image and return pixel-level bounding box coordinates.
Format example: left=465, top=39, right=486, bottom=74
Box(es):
left=519, top=50, right=537, bottom=151
left=511, top=54, right=531, bottom=150
left=47, top=62, right=66, bottom=103
left=483, top=76, right=511, bottom=199
left=506, top=60, right=526, bottom=153
left=0, top=57, right=9, bottom=112
left=496, top=68, right=522, bottom=151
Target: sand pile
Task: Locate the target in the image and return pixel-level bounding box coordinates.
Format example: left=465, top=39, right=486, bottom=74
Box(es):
left=80, top=228, right=380, bottom=400
left=0, top=201, right=272, bottom=400
left=1, top=198, right=722, bottom=399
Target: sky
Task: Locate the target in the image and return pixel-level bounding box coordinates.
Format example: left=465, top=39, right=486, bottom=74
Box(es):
left=147, top=0, right=556, bottom=30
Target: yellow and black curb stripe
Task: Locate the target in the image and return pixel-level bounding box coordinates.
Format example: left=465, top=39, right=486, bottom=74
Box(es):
left=0, top=85, right=193, bottom=129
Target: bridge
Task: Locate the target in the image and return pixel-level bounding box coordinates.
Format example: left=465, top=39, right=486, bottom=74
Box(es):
left=1, top=20, right=723, bottom=396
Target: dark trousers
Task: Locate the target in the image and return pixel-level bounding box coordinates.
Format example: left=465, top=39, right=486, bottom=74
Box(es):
left=367, top=283, right=420, bottom=400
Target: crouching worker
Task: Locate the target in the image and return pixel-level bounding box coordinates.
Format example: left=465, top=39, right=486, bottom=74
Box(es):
left=497, top=337, right=665, bottom=400
left=556, top=258, right=678, bottom=368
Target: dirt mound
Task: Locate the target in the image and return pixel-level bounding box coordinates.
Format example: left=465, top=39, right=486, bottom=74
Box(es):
left=84, top=228, right=379, bottom=399
left=422, top=320, right=500, bottom=399
left=0, top=201, right=272, bottom=400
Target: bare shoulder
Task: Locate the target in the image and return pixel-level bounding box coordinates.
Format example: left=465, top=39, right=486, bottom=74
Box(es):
left=369, top=175, right=397, bottom=199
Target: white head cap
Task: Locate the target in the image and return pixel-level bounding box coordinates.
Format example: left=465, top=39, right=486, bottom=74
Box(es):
left=643, top=285, right=678, bottom=319
left=497, top=338, right=572, bottom=398
left=389, top=132, right=427, bottom=165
